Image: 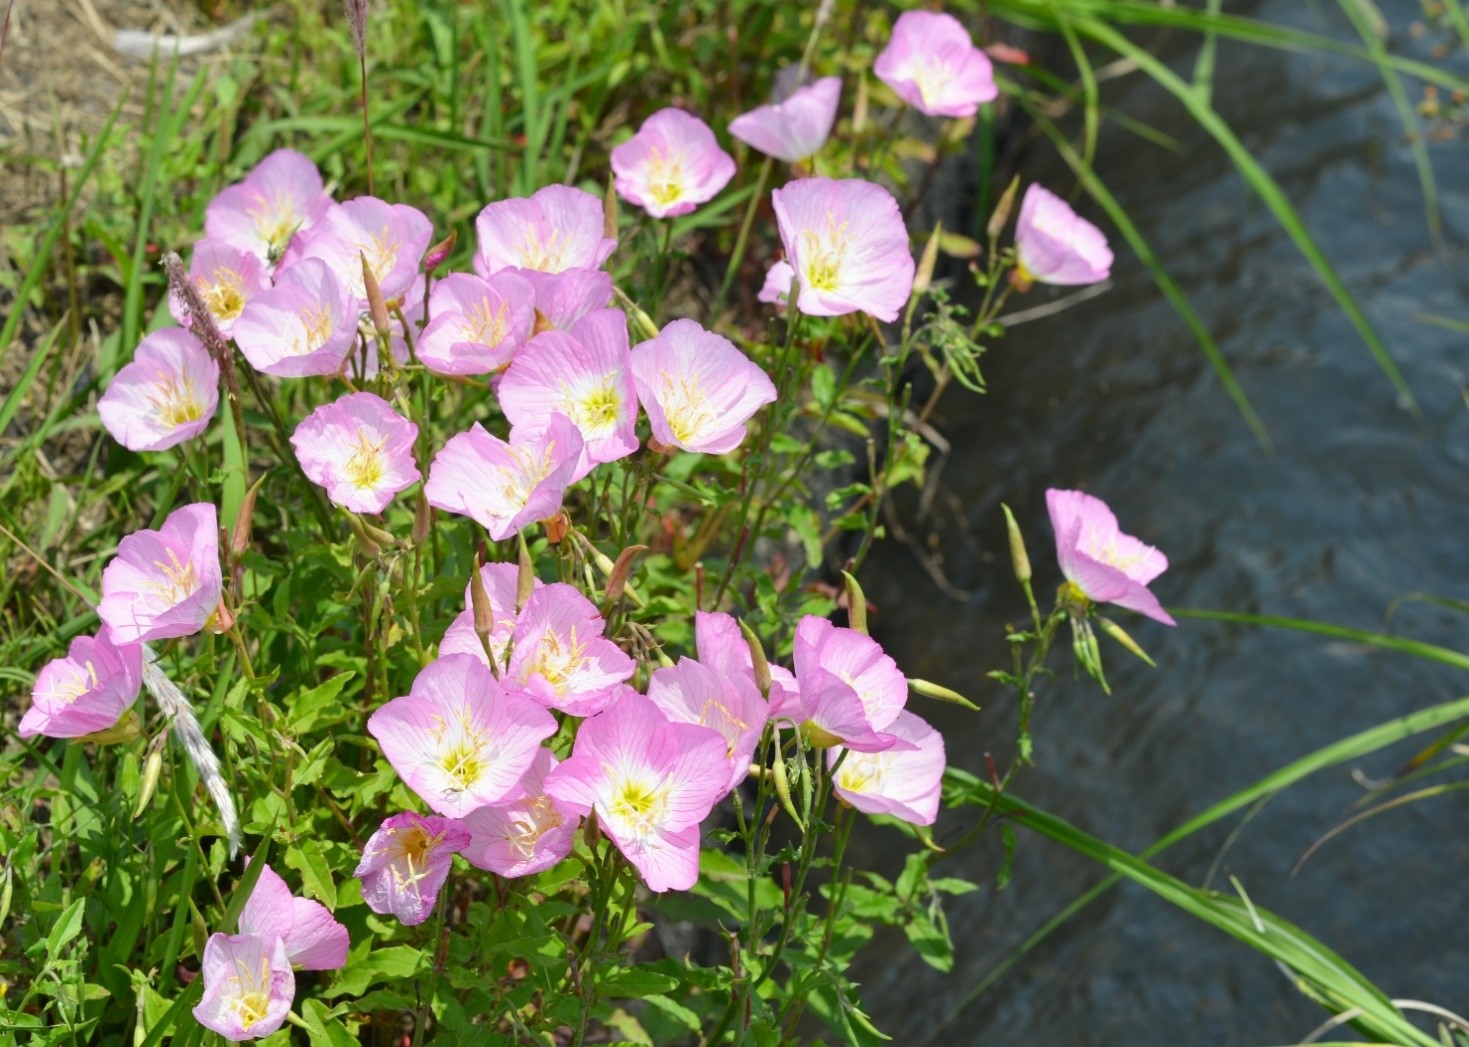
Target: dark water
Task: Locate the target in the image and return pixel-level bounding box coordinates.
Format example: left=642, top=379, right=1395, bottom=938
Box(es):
left=858, top=3, right=1469, bottom=1043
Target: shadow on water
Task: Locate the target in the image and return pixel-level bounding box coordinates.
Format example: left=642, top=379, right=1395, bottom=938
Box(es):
left=855, top=1, right=1469, bottom=1042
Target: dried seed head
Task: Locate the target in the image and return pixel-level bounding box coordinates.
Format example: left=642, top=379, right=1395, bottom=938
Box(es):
left=343, top=0, right=370, bottom=59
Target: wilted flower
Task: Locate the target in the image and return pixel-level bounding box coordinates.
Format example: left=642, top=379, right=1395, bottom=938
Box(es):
left=1046, top=488, right=1174, bottom=625
left=474, top=185, right=617, bottom=277
left=504, top=584, right=636, bottom=716
left=367, top=653, right=558, bottom=817
left=417, top=271, right=535, bottom=376
left=630, top=319, right=776, bottom=455
left=785, top=616, right=909, bottom=751
left=98, top=329, right=219, bottom=452
left=233, top=259, right=358, bottom=378
left=647, top=657, right=769, bottom=795
left=169, top=239, right=269, bottom=338
left=611, top=108, right=736, bottom=219
left=19, top=631, right=143, bottom=739
left=204, top=148, right=333, bottom=264
left=545, top=692, right=729, bottom=892
left=874, top=10, right=998, bottom=118
left=237, top=862, right=349, bottom=971
left=192, top=932, right=294, bottom=1042
left=829, top=710, right=944, bottom=825
left=728, top=75, right=841, bottom=163
left=98, top=503, right=222, bottom=644
left=462, top=748, right=580, bottom=877
left=354, top=811, right=471, bottom=926
left=290, top=392, right=420, bottom=514
left=771, top=177, right=914, bottom=322
left=1015, top=185, right=1113, bottom=286
left=288, top=196, right=433, bottom=303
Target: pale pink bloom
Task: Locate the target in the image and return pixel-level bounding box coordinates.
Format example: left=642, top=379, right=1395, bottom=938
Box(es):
left=498, top=310, right=638, bottom=479
left=630, top=319, right=776, bottom=455
left=1046, top=488, right=1174, bottom=625
left=505, top=584, right=636, bottom=716
left=757, top=260, right=796, bottom=308
left=647, top=657, right=768, bottom=795
left=233, top=259, right=357, bottom=378
left=290, top=392, right=420, bottom=514
left=19, top=631, right=143, bottom=739
left=1015, top=185, right=1113, bottom=286
left=545, top=692, right=729, bottom=892
left=367, top=653, right=558, bottom=818
left=786, top=616, right=909, bottom=751
left=694, top=610, right=799, bottom=708
left=462, top=748, right=580, bottom=877
left=474, top=185, right=617, bottom=276
left=98, top=503, right=221, bottom=644
left=98, top=329, right=218, bottom=452
left=238, top=862, right=349, bottom=970
left=771, top=177, right=914, bottom=322
left=354, top=811, right=471, bottom=926
left=874, top=10, right=998, bottom=118
left=520, top=268, right=612, bottom=332
left=192, top=932, right=294, bottom=1041
left=612, top=108, right=736, bottom=219
left=829, top=710, right=944, bottom=825
left=289, top=196, right=433, bottom=303
left=417, top=271, right=535, bottom=376
left=439, top=561, right=539, bottom=669
left=204, top=148, right=333, bottom=263
left=169, top=239, right=269, bottom=337
left=728, top=75, right=841, bottom=163
left=424, top=415, right=584, bottom=541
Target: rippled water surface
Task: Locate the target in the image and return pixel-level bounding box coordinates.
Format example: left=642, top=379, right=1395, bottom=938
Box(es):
left=856, top=2, right=1469, bottom=1042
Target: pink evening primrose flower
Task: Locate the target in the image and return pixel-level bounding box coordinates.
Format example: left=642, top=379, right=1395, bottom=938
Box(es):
left=545, top=692, right=729, bottom=892
left=462, top=748, right=580, bottom=878
left=694, top=610, right=799, bottom=708
left=192, top=932, right=294, bottom=1042
left=19, top=630, right=143, bottom=739
left=786, top=616, right=910, bottom=751
left=1015, top=185, right=1113, bottom=286
left=98, top=503, right=222, bottom=644
left=611, top=108, right=736, bottom=219
left=874, top=10, right=998, bottom=119
left=354, top=811, right=472, bottom=926
left=290, top=392, right=420, bottom=514
left=424, top=415, right=584, bottom=541
left=98, top=329, right=219, bottom=452
left=1046, top=488, right=1175, bottom=625
left=771, top=177, right=915, bottom=322
left=168, top=239, right=270, bottom=338
left=440, top=562, right=543, bottom=670
left=647, top=657, right=769, bottom=796
left=498, top=310, right=639, bottom=479
left=417, top=271, right=535, bottom=376
left=630, top=319, right=777, bottom=455
left=828, top=709, right=945, bottom=825
left=520, top=268, right=613, bottom=333
left=204, top=148, right=333, bottom=264
left=237, top=862, right=349, bottom=971
left=728, top=75, right=841, bottom=163
left=367, top=653, right=558, bottom=818
left=288, top=196, right=433, bottom=303
left=233, top=259, right=358, bottom=378
left=474, top=185, right=618, bottom=277
left=505, top=584, right=637, bottom=716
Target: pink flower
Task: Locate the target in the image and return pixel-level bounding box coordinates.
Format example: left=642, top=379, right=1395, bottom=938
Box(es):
left=204, top=148, right=333, bottom=263
left=439, top=561, right=538, bottom=669
left=424, top=416, right=584, bottom=541
left=367, top=653, right=558, bottom=817
left=98, top=329, right=218, bottom=452
left=354, top=811, right=471, bottom=926
left=757, top=260, right=796, bottom=308
left=1015, top=185, right=1113, bottom=286
left=192, top=932, right=294, bottom=1041
left=462, top=748, right=580, bottom=877
left=98, top=503, right=222, bottom=644
left=829, top=710, right=944, bottom=825
left=771, top=177, right=914, bottom=322
left=417, top=271, right=535, bottom=376
left=728, top=75, right=841, bottom=163
left=505, top=584, right=636, bottom=716
left=1046, top=489, right=1174, bottom=625
left=545, top=692, right=729, bottom=892
left=611, top=108, right=736, bottom=219
left=874, top=10, right=998, bottom=118
left=19, top=631, right=143, bottom=739
left=168, top=239, right=269, bottom=337
left=520, top=268, right=613, bottom=332
left=694, top=610, right=799, bottom=707
left=630, top=319, right=776, bottom=455
left=474, top=185, right=617, bottom=276
left=498, top=310, right=639, bottom=478
left=290, top=392, right=420, bottom=514
left=288, top=196, right=433, bottom=303
left=647, top=657, right=769, bottom=796
left=237, top=862, right=349, bottom=970
left=233, top=259, right=358, bottom=378
left=787, top=616, right=909, bottom=751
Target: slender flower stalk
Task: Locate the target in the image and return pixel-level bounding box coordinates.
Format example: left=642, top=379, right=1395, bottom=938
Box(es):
left=344, top=0, right=375, bottom=195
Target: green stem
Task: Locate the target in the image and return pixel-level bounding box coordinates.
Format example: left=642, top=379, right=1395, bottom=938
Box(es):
left=715, top=157, right=773, bottom=318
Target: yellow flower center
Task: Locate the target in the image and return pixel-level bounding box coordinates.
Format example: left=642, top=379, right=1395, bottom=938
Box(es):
left=342, top=430, right=389, bottom=491
left=608, top=776, right=670, bottom=837
left=799, top=217, right=849, bottom=293
left=356, top=228, right=401, bottom=289
left=506, top=795, right=564, bottom=858
left=836, top=753, right=884, bottom=794
left=439, top=741, right=485, bottom=791
left=200, top=267, right=247, bottom=322
left=466, top=299, right=510, bottom=347
left=147, top=376, right=206, bottom=429
left=52, top=661, right=99, bottom=705
left=912, top=58, right=952, bottom=109
left=223, top=954, right=275, bottom=1031
left=518, top=228, right=568, bottom=272
left=520, top=626, right=589, bottom=694
left=148, top=548, right=200, bottom=607
left=250, top=194, right=300, bottom=259
left=569, top=381, right=622, bottom=434
left=657, top=371, right=716, bottom=445
left=645, top=147, right=686, bottom=207
left=232, top=991, right=272, bottom=1031
left=293, top=304, right=337, bottom=357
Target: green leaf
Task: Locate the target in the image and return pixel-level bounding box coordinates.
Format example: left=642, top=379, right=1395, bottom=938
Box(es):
left=300, top=998, right=357, bottom=1047
left=44, top=898, right=85, bottom=959
left=285, top=840, right=338, bottom=909
left=598, top=966, right=681, bottom=998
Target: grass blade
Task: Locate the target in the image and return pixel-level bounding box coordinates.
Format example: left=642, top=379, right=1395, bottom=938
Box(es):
left=0, top=318, right=66, bottom=436
left=503, top=0, right=541, bottom=191
left=1173, top=608, right=1469, bottom=672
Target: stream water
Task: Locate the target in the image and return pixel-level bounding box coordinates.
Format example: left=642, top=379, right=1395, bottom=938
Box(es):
left=856, top=2, right=1469, bottom=1043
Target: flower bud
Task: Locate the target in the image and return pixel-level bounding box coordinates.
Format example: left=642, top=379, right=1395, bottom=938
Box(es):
left=543, top=510, right=570, bottom=545
left=841, top=570, right=869, bottom=635
left=516, top=532, right=534, bottom=612
left=423, top=228, right=456, bottom=275
left=231, top=475, right=267, bottom=562
left=470, top=557, right=495, bottom=641
left=360, top=252, right=391, bottom=340
left=603, top=173, right=619, bottom=240
left=604, top=544, right=648, bottom=608
left=133, top=743, right=165, bottom=821
left=908, top=677, right=979, bottom=710
left=1097, top=616, right=1157, bottom=668
left=771, top=742, right=804, bottom=831
left=412, top=488, right=431, bottom=545
left=912, top=221, right=943, bottom=298
left=737, top=618, right=772, bottom=699
left=1000, top=503, right=1031, bottom=585
left=987, top=175, right=1021, bottom=242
